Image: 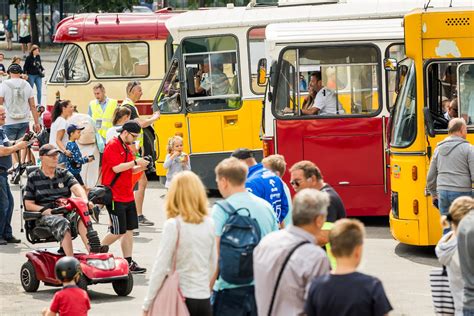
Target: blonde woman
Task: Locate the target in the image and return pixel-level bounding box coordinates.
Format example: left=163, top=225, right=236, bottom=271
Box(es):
left=143, top=171, right=216, bottom=316
left=435, top=196, right=474, bottom=316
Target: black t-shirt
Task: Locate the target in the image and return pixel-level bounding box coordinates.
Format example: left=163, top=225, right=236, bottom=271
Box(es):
left=321, top=184, right=346, bottom=222
left=305, top=272, right=393, bottom=316
left=122, top=103, right=139, bottom=120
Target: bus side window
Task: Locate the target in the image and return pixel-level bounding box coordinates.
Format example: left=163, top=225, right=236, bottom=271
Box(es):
left=51, top=44, right=89, bottom=83
left=458, top=64, right=474, bottom=125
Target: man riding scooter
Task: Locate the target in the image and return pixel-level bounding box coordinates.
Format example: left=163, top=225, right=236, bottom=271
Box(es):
left=24, top=144, right=101, bottom=256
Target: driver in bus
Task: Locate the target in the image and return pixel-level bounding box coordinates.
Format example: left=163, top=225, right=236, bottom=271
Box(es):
left=301, top=71, right=343, bottom=116
left=194, top=55, right=230, bottom=97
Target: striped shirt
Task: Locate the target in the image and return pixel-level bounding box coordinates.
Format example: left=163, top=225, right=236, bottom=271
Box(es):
left=24, top=168, right=78, bottom=207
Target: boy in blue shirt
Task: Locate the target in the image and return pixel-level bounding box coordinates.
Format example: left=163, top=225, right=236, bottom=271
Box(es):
left=65, top=124, right=94, bottom=187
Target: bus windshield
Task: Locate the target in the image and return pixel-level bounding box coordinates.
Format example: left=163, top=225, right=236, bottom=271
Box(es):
left=391, top=58, right=416, bottom=147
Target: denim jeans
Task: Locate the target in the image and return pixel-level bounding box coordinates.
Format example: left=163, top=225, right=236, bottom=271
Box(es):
left=28, top=74, right=42, bottom=105
left=438, top=190, right=473, bottom=215
left=4, top=122, right=29, bottom=141
left=464, top=308, right=474, bottom=316
left=0, top=174, right=14, bottom=239
left=212, top=286, right=257, bottom=316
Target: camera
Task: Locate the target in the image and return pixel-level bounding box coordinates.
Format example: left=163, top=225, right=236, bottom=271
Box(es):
left=142, top=155, right=156, bottom=174
left=23, top=131, right=35, bottom=142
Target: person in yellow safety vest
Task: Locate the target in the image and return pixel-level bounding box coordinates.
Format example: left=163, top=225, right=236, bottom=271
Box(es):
left=121, top=81, right=160, bottom=231
left=88, top=83, right=118, bottom=144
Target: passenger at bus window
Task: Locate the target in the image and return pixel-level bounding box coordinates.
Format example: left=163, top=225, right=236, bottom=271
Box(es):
left=441, top=96, right=451, bottom=114
left=301, top=71, right=343, bottom=116
left=442, top=66, right=457, bottom=100
left=194, top=56, right=230, bottom=97
left=444, top=98, right=458, bottom=121
left=115, top=45, right=134, bottom=77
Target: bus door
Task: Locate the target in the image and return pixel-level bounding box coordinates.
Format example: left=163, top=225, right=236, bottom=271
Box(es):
left=273, top=45, right=389, bottom=216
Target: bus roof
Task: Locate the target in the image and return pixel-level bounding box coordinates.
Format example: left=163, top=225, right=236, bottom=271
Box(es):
left=265, top=18, right=404, bottom=46
left=54, top=10, right=180, bottom=42
left=165, top=0, right=466, bottom=41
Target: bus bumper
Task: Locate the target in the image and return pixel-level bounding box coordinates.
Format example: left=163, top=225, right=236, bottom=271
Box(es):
left=389, top=212, right=420, bottom=245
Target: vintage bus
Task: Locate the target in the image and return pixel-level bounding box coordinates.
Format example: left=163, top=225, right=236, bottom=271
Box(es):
left=389, top=6, right=474, bottom=245
left=48, top=9, right=180, bottom=158
left=259, top=18, right=404, bottom=217
left=153, top=0, right=419, bottom=188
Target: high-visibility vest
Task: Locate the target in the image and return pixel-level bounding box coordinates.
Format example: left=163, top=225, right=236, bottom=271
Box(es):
left=89, top=98, right=118, bottom=139
left=121, top=98, right=144, bottom=148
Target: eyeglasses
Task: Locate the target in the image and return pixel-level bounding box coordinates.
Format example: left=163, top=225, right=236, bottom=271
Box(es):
left=129, top=132, right=139, bottom=138
left=127, top=81, right=140, bottom=94
left=290, top=179, right=302, bottom=187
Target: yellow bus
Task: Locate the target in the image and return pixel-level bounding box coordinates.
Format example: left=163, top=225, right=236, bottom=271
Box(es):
left=389, top=5, right=474, bottom=245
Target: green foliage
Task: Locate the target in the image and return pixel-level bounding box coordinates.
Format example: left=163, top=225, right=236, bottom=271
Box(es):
left=76, top=0, right=140, bottom=12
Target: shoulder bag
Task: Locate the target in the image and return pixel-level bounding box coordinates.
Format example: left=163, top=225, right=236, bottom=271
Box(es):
left=149, top=219, right=190, bottom=316
left=268, top=240, right=310, bottom=316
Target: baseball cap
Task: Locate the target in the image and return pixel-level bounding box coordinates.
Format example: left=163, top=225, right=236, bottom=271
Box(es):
left=231, top=148, right=254, bottom=160
left=117, top=120, right=141, bottom=134
left=7, top=63, right=22, bottom=74
left=39, top=144, right=61, bottom=156
left=66, top=124, right=85, bottom=136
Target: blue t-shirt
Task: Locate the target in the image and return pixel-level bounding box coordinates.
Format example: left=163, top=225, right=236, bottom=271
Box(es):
left=65, top=141, right=88, bottom=175
left=246, top=163, right=289, bottom=224
left=305, top=272, right=393, bottom=316
left=212, top=191, right=279, bottom=290
left=0, top=128, right=12, bottom=170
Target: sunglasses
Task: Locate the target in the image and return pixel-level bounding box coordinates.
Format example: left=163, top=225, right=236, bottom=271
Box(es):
left=128, top=81, right=140, bottom=94
left=129, top=132, right=139, bottom=138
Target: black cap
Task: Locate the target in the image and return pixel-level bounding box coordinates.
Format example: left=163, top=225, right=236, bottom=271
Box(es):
left=117, top=120, right=141, bottom=134
left=7, top=63, right=22, bottom=74
left=55, top=257, right=81, bottom=282
left=231, top=148, right=254, bottom=160
left=39, top=144, right=61, bottom=156
left=66, top=124, right=85, bottom=136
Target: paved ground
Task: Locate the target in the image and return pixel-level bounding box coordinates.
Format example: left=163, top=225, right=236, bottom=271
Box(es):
left=0, top=178, right=439, bottom=316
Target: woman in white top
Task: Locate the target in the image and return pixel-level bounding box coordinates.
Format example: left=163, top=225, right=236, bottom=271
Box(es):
left=49, top=99, right=74, bottom=163
left=143, top=171, right=216, bottom=316
left=105, top=106, right=131, bottom=144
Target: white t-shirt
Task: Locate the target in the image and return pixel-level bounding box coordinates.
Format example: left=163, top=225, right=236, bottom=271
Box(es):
left=0, top=78, right=34, bottom=125
left=106, top=125, right=120, bottom=144
left=311, top=87, right=343, bottom=115
left=49, top=116, right=69, bottom=149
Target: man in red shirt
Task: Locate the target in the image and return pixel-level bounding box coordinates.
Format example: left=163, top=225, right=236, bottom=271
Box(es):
left=100, top=121, right=149, bottom=273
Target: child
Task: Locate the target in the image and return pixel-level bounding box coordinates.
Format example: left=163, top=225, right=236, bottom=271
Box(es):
left=435, top=196, right=474, bottom=315
left=305, top=219, right=393, bottom=316
left=42, top=257, right=90, bottom=316
left=163, top=135, right=190, bottom=189
left=65, top=124, right=94, bottom=187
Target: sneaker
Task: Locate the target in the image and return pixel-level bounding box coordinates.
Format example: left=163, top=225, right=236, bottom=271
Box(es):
left=5, top=236, right=21, bottom=243
left=129, top=260, right=146, bottom=274
left=90, top=206, right=101, bottom=223
left=133, top=229, right=140, bottom=237
left=138, top=215, right=154, bottom=226
left=0, top=238, right=7, bottom=245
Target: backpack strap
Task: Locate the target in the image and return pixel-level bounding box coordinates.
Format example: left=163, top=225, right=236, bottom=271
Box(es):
left=215, top=200, right=238, bottom=215
left=268, top=240, right=310, bottom=316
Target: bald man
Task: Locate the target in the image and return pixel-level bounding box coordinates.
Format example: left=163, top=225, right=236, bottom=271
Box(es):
left=427, top=118, right=474, bottom=216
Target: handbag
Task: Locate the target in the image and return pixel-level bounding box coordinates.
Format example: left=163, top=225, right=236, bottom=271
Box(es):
left=429, top=266, right=455, bottom=315
left=267, top=240, right=310, bottom=316
left=149, top=219, right=189, bottom=316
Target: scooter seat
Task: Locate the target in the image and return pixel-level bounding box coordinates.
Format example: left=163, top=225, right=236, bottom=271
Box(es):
left=23, top=211, right=42, bottom=221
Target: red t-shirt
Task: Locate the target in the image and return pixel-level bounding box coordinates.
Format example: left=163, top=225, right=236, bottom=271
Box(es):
left=49, top=286, right=90, bottom=316
left=102, top=137, right=134, bottom=202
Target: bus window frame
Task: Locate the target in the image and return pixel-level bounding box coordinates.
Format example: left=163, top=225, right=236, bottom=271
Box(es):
left=384, top=42, right=405, bottom=112
left=271, top=43, right=383, bottom=121
left=457, top=61, right=474, bottom=128
left=422, top=58, right=472, bottom=135
left=390, top=58, right=417, bottom=149
left=86, top=41, right=151, bottom=80
left=247, top=25, right=267, bottom=95
left=153, top=57, right=185, bottom=115
left=50, top=43, right=90, bottom=84
left=179, top=33, right=243, bottom=113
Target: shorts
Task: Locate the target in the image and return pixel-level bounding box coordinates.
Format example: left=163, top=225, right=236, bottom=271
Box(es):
left=37, top=213, right=78, bottom=242
left=4, top=122, right=29, bottom=141
left=73, top=173, right=84, bottom=186
left=19, top=35, right=31, bottom=44
left=106, top=201, right=138, bottom=235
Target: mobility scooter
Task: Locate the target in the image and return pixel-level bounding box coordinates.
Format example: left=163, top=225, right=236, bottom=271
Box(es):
left=20, top=194, right=133, bottom=296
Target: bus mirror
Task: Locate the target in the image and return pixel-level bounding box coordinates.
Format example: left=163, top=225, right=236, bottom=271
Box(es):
left=269, top=61, right=278, bottom=88
left=384, top=58, right=398, bottom=71
left=423, top=107, right=435, bottom=138
left=257, top=58, right=267, bottom=86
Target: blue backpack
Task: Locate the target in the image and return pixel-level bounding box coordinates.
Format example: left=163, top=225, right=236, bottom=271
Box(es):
left=215, top=200, right=261, bottom=285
